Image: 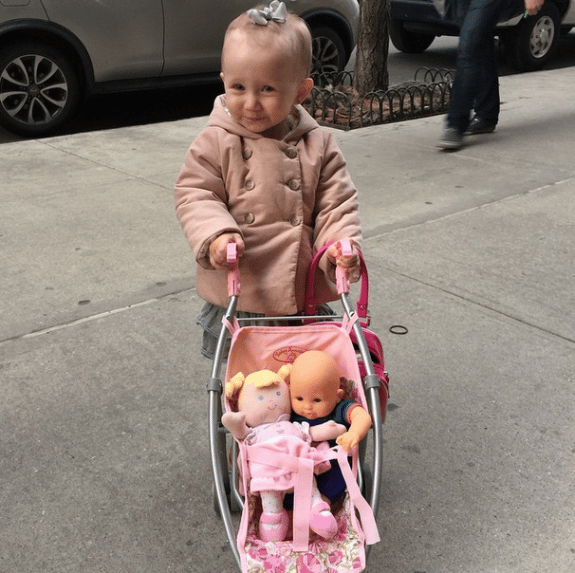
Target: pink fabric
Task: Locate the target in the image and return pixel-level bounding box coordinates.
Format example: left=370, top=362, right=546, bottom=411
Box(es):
left=244, top=417, right=331, bottom=492
left=173, top=96, right=362, bottom=315
left=225, top=322, right=366, bottom=409
left=335, top=448, right=380, bottom=546
left=226, top=320, right=380, bottom=571
left=244, top=442, right=379, bottom=553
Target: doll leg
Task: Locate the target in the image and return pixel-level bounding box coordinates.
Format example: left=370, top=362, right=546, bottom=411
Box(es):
left=309, top=479, right=338, bottom=539
left=259, top=490, right=289, bottom=542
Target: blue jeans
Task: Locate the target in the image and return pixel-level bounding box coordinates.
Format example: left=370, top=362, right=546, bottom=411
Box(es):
left=447, top=0, right=509, bottom=133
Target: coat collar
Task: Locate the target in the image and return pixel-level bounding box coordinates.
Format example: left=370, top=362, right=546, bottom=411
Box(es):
left=207, top=94, right=319, bottom=142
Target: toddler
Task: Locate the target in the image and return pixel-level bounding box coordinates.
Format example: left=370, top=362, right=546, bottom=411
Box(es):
left=174, top=1, right=362, bottom=357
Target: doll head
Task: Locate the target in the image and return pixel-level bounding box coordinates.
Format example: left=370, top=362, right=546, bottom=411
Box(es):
left=288, top=350, right=344, bottom=420
left=220, top=3, right=314, bottom=135
left=226, top=365, right=291, bottom=427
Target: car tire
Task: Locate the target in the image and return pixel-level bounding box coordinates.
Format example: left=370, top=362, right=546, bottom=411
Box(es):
left=0, top=41, right=81, bottom=137
left=310, top=25, right=348, bottom=75
left=389, top=19, right=435, bottom=53
left=502, top=4, right=560, bottom=71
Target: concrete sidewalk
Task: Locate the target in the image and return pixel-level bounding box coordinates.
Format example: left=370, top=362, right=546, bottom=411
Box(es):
left=1, top=66, right=574, bottom=573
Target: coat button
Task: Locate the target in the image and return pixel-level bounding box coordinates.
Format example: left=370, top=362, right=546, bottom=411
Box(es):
left=288, top=179, right=300, bottom=191
left=244, top=179, right=255, bottom=190
left=289, top=215, right=300, bottom=226
left=242, top=148, right=252, bottom=160
left=244, top=213, right=255, bottom=224
left=285, top=147, right=297, bottom=159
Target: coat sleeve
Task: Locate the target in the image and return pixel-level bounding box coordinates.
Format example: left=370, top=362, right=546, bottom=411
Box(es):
left=312, top=132, right=362, bottom=267
left=174, top=128, right=241, bottom=269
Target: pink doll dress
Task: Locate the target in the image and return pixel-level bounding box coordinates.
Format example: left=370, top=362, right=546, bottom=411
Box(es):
left=244, top=414, right=331, bottom=493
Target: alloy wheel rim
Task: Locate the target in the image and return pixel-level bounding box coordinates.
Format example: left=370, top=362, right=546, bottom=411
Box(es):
left=530, top=16, right=555, bottom=59
left=0, top=54, right=69, bottom=126
left=312, top=36, right=340, bottom=75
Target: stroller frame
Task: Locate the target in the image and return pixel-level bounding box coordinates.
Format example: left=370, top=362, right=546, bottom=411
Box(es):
left=207, top=245, right=385, bottom=570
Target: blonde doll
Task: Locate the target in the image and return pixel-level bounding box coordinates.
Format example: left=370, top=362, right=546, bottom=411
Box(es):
left=222, top=366, right=346, bottom=542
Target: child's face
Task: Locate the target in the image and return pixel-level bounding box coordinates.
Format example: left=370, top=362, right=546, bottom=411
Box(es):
left=290, top=375, right=341, bottom=420
left=221, top=32, right=312, bottom=135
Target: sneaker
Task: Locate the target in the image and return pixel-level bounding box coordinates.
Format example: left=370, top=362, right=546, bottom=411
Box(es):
left=465, top=116, right=496, bottom=135
left=437, top=127, right=463, bottom=151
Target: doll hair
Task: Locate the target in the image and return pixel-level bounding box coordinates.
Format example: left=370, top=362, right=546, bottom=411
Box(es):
left=222, top=5, right=313, bottom=77
left=225, top=364, right=292, bottom=402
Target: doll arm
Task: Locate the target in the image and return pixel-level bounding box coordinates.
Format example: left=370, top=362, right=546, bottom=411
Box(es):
left=308, top=420, right=346, bottom=442
left=336, top=405, right=372, bottom=451
left=221, top=411, right=250, bottom=441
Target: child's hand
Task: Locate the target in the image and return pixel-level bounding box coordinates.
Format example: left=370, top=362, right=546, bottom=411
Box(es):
left=209, top=233, right=244, bottom=270
left=326, top=239, right=361, bottom=283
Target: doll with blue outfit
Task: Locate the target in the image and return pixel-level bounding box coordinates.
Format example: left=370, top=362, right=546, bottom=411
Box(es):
left=287, top=350, right=372, bottom=506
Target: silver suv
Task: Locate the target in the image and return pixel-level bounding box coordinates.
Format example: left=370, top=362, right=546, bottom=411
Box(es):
left=0, top=0, right=359, bottom=137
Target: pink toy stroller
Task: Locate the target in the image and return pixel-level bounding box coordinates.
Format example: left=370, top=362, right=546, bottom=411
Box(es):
left=208, top=241, right=388, bottom=573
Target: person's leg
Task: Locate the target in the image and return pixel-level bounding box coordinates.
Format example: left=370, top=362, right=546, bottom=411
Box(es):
left=471, top=41, right=499, bottom=126
left=446, top=0, right=506, bottom=134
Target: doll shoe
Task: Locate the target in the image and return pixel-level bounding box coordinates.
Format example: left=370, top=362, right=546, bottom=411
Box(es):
left=259, top=510, right=289, bottom=542
left=309, top=501, right=338, bottom=539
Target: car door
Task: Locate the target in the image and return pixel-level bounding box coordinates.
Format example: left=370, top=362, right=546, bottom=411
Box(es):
left=161, top=0, right=257, bottom=76
left=563, top=1, right=575, bottom=25
left=40, top=0, right=165, bottom=82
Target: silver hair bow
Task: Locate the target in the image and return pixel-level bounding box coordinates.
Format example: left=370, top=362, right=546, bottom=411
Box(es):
left=247, top=1, right=288, bottom=25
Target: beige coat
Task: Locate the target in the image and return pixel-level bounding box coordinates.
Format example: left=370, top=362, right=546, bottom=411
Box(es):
left=174, top=96, right=361, bottom=316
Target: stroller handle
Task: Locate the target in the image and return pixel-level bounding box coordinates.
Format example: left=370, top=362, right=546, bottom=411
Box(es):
left=227, top=239, right=354, bottom=300
left=227, top=242, right=241, bottom=297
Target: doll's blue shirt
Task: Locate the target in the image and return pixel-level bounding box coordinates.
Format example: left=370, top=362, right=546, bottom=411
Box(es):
left=289, top=399, right=356, bottom=504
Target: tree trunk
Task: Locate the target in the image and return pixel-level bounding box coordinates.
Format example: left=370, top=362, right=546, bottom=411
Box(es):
left=354, top=0, right=390, bottom=95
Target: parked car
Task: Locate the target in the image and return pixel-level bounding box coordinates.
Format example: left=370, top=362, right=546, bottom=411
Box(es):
left=390, top=0, right=575, bottom=72
left=0, top=0, right=359, bottom=137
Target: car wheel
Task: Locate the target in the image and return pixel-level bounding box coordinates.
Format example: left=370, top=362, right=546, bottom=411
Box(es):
left=310, top=25, right=347, bottom=76
left=0, top=42, right=80, bottom=137
left=389, top=19, right=435, bottom=53
left=503, top=4, right=560, bottom=71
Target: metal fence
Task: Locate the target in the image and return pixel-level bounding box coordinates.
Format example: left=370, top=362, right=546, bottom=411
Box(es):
left=303, top=68, right=455, bottom=130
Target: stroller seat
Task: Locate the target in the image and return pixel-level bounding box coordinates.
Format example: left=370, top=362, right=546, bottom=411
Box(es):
left=223, top=319, right=380, bottom=573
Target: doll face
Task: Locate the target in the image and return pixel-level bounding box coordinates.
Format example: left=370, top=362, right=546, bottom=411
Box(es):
left=290, top=374, right=342, bottom=420
left=238, top=380, right=291, bottom=427
left=289, top=350, right=343, bottom=420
